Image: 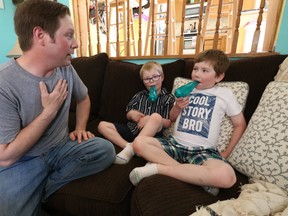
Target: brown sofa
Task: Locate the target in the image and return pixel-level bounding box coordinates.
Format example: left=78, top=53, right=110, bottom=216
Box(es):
left=43, top=53, right=287, bottom=216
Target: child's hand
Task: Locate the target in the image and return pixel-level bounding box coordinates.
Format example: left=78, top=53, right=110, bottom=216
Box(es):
left=175, top=96, right=189, bottom=110
left=137, top=115, right=149, bottom=130
left=169, top=97, right=189, bottom=122
left=127, top=110, right=145, bottom=122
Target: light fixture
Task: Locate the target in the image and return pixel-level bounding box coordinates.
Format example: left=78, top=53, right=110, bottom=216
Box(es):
left=6, top=39, right=22, bottom=58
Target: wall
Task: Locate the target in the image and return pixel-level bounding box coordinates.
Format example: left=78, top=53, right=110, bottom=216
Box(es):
left=276, top=0, right=288, bottom=54
left=0, top=0, right=287, bottom=65
left=0, top=0, right=69, bottom=65
left=0, top=0, right=16, bottom=65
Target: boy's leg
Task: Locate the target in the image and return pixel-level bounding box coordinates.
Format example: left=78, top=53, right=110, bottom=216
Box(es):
left=114, top=142, right=134, bottom=164
left=130, top=159, right=235, bottom=192
left=98, top=121, right=128, bottom=148
left=114, top=113, right=165, bottom=164
left=112, top=123, right=137, bottom=164
left=130, top=138, right=236, bottom=191
left=0, top=157, right=48, bottom=216
left=138, top=113, right=164, bottom=136
left=129, top=136, right=180, bottom=184
left=157, top=159, right=236, bottom=189
left=129, top=162, right=158, bottom=185
left=43, top=137, right=115, bottom=200
left=132, top=136, right=180, bottom=166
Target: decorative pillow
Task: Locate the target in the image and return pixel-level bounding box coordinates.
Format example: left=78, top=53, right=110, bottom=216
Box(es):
left=228, top=81, right=288, bottom=192
left=163, top=77, right=249, bottom=151
left=274, top=56, right=288, bottom=81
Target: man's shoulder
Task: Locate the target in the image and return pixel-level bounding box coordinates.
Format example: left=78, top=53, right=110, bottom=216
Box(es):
left=0, top=59, right=14, bottom=74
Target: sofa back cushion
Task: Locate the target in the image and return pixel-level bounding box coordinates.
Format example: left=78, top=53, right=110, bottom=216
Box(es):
left=274, top=56, right=288, bottom=81
left=223, top=55, right=287, bottom=122
left=99, top=60, right=185, bottom=124
left=228, top=81, right=288, bottom=193
left=99, top=60, right=142, bottom=124
left=71, top=53, right=109, bottom=116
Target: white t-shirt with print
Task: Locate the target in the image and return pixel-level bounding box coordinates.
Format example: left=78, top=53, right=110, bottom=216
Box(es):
left=173, top=86, right=242, bottom=148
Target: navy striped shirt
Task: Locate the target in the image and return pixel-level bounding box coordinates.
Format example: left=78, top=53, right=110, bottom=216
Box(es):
left=126, top=88, right=175, bottom=135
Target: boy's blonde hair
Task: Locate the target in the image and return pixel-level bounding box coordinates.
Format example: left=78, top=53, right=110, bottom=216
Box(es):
left=194, top=49, right=230, bottom=77
left=139, top=61, right=163, bottom=79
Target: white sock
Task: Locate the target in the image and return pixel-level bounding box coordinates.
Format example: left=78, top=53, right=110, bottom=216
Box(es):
left=144, top=162, right=152, bottom=166
left=129, top=163, right=158, bottom=186
left=114, top=143, right=135, bottom=164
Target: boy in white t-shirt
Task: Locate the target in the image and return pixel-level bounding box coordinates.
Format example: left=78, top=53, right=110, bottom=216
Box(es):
left=129, top=49, right=247, bottom=196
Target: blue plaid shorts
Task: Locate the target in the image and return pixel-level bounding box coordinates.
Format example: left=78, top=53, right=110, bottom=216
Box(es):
left=157, top=136, right=227, bottom=165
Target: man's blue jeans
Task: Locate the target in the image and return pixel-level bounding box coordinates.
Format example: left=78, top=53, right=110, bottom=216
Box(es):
left=0, top=137, right=115, bottom=216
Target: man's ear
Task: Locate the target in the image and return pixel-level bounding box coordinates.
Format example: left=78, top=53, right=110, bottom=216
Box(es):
left=33, top=27, right=46, bottom=46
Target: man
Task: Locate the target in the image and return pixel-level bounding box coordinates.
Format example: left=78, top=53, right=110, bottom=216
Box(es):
left=0, top=1, right=115, bottom=215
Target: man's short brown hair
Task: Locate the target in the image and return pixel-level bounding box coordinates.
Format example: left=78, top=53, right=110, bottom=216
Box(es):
left=14, top=0, right=70, bottom=51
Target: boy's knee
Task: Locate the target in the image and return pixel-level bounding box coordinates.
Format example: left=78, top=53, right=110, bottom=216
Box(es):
left=225, top=169, right=237, bottom=187
left=216, top=165, right=236, bottom=188
left=97, top=121, right=106, bottom=131
left=150, top=113, right=162, bottom=121
left=132, top=136, right=145, bottom=154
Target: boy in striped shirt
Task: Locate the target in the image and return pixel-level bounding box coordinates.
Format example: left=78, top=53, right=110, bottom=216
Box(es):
left=98, top=61, right=175, bottom=164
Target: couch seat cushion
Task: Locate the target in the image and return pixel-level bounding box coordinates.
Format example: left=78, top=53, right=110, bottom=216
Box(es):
left=131, top=171, right=248, bottom=216
left=45, top=156, right=146, bottom=216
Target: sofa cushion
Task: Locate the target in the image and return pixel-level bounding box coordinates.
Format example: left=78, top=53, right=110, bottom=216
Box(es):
left=163, top=77, right=249, bottom=152
left=71, top=53, right=109, bottom=116
left=99, top=60, right=142, bottom=124
left=274, top=56, right=288, bottom=81
left=131, top=170, right=249, bottom=216
left=98, top=60, right=185, bottom=125
left=45, top=156, right=146, bottom=216
left=223, top=55, right=287, bottom=122
left=228, top=81, right=288, bottom=193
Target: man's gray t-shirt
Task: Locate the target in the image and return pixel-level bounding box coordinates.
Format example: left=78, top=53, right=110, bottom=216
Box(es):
left=0, top=59, right=88, bottom=156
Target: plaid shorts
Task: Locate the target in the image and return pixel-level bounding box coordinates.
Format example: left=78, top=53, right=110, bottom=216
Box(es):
left=157, top=136, right=227, bottom=165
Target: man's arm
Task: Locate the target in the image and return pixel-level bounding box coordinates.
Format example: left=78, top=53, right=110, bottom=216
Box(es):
left=69, top=95, right=95, bottom=143
left=0, top=80, right=68, bottom=167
